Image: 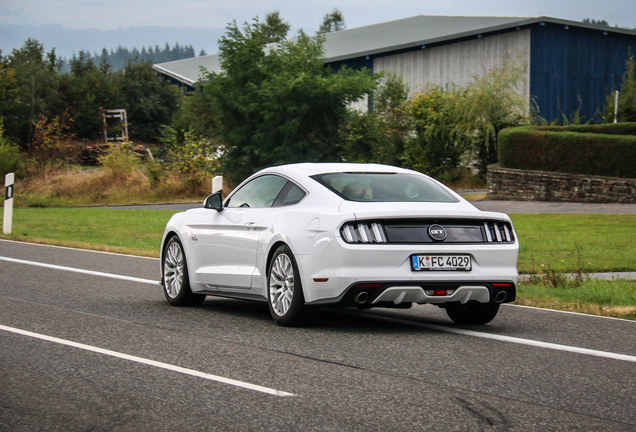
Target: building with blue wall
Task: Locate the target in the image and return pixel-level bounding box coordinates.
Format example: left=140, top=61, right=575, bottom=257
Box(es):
left=154, top=16, right=636, bottom=123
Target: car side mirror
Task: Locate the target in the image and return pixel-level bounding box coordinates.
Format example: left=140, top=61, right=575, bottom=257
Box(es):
left=204, top=191, right=223, bottom=212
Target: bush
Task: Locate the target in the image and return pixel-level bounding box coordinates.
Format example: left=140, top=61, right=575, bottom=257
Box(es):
left=498, top=124, right=636, bottom=178
left=164, top=128, right=219, bottom=194
left=340, top=74, right=410, bottom=166
left=0, top=120, right=21, bottom=178
left=98, top=143, right=141, bottom=176
left=402, top=84, right=470, bottom=177
left=28, top=112, right=76, bottom=163
left=529, top=123, right=636, bottom=135
left=403, top=58, right=530, bottom=178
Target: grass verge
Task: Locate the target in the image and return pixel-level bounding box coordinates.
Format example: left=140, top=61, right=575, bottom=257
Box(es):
left=0, top=208, right=177, bottom=257
left=516, top=278, right=636, bottom=320
left=510, top=213, right=636, bottom=274
left=0, top=208, right=634, bottom=320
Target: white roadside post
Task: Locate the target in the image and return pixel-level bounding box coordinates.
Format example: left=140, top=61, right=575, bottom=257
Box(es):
left=212, top=175, right=223, bottom=194
left=4, top=173, right=14, bottom=234
left=614, top=91, right=619, bottom=123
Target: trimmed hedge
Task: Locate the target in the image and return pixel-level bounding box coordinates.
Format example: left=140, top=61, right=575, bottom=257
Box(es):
left=498, top=123, right=636, bottom=178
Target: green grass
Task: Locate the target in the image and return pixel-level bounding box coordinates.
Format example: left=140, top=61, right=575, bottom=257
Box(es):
left=1, top=208, right=634, bottom=319
left=0, top=208, right=178, bottom=257
left=516, top=278, right=636, bottom=320
left=510, top=214, right=636, bottom=274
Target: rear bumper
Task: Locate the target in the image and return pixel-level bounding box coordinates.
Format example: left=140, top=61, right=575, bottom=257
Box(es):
left=297, top=237, right=519, bottom=304
left=309, top=280, right=517, bottom=307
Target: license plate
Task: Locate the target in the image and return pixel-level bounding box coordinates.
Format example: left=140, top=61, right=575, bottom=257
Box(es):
left=411, top=254, right=472, bottom=271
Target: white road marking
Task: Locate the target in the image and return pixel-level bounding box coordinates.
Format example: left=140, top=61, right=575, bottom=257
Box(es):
left=0, top=324, right=295, bottom=397
left=353, top=312, right=636, bottom=364
left=0, top=256, right=158, bottom=285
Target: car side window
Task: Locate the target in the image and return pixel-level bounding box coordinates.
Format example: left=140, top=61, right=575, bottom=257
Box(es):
left=226, top=175, right=288, bottom=208
left=272, top=182, right=306, bottom=207
left=282, top=183, right=306, bottom=205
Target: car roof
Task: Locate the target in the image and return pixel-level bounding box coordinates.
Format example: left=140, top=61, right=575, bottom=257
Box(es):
left=259, top=162, right=411, bottom=179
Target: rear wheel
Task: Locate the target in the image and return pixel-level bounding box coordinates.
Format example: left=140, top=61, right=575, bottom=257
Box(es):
left=445, top=302, right=500, bottom=325
left=267, top=245, right=318, bottom=326
left=162, top=236, right=205, bottom=306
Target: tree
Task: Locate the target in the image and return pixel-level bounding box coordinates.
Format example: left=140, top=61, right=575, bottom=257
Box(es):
left=603, top=52, right=636, bottom=122
left=456, top=59, right=530, bottom=175
left=59, top=51, right=122, bottom=139
left=205, top=18, right=376, bottom=184
left=260, top=10, right=291, bottom=43
left=117, top=60, right=182, bottom=142
left=169, top=83, right=220, bottom=142
left=402, top=84, right=469, bottom=178
left=319, top=8, right=346, bottom=33
left=6, top=39, right=62, bottom=147
left=0, top=51, right=20, bottom=138
left=340, top=74, right=411, bottom=166
left=583, top=18, right=610, bottom=26
left=372, top=75, right=411, bottom=166
left=403, top=58, right=529, bottom=178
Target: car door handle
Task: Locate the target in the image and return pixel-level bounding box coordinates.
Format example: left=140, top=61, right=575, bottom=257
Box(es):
left=244, top=222, right=258, bottom=230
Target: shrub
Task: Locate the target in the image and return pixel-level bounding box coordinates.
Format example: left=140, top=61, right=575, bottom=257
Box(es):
left=165, top=128, right=219, bottom=194
left=403, top=58, right=530, bottom=178
left=340, top=74, right=411, bottom=166
left=28, top=112, right=76, bottom=163
left=98, top=143, right=141, bottom=176
left=402, top=84, right=470, bottom=177
left=498, top=124, right=636, bottom=178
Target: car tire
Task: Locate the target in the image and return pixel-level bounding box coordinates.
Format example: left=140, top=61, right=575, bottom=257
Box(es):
left=445, top=302, right=500, bottom=325
left=162, top=236, right=206, bottom=307
left=267, top=245, right=318, bottom=326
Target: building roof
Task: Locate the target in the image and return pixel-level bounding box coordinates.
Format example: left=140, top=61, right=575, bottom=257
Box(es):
left=154, top=15, right=636, bottom=87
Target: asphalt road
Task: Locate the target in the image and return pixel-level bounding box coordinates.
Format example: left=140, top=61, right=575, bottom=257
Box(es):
left=1, top=239, right=635, bottom=431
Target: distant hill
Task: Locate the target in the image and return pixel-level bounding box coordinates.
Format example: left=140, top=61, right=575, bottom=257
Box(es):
left=0, top=24, right=225, bottom=60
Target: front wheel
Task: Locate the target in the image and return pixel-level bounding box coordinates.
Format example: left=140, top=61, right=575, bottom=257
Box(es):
left=162, top=236, right=206, bottom=307
left=445, top=302, right=500, bottom=325
left=267, top=245, right=318, bottom=326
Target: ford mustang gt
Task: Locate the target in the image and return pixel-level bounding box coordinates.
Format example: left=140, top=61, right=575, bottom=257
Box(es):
left=160, top=163, right=519, bottom=326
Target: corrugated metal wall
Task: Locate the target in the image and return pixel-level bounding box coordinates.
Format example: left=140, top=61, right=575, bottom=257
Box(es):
left=530, top=23, right=636, bottom=123
left=373, top=30, right=531, bottom=99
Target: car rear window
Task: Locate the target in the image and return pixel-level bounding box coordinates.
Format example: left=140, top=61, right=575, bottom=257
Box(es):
left=311, top=172, right=458, bottom=203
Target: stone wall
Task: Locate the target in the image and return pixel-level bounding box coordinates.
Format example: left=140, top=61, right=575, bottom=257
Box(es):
left=487, top=164, right=636, bottom=203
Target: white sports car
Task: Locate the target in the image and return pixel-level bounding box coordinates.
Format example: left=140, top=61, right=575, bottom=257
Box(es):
left=160, top=163, right=519, bottom=326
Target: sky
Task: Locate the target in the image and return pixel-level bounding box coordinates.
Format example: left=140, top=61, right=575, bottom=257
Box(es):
left=1, top=0, right=634, bottom=58
left=1, top=0, right=634, bottom=31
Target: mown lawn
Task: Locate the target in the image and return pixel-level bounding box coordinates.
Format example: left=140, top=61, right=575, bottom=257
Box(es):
left=510, top=213, right=636, bottom=274
left=0, top=208, right=177, bottom=257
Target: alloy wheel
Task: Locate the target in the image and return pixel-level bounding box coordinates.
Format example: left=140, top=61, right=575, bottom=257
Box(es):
left=164, top=241, right=184, bottom=298
left=269, top=253, right=294, bottom=316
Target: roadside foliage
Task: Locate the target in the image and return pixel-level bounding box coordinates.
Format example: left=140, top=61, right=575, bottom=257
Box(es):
left=0, top=13, right=634, bottom=201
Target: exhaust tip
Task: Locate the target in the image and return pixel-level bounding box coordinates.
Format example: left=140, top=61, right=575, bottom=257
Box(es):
left=353, top=291, right=369, bottom=304
left=495, top=291, right=507, bottom=303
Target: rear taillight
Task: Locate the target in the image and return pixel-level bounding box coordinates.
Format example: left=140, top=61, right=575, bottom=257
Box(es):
left=341, top=222, right=388, bottom=244
left=483, top=221, right=514, bottom=243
